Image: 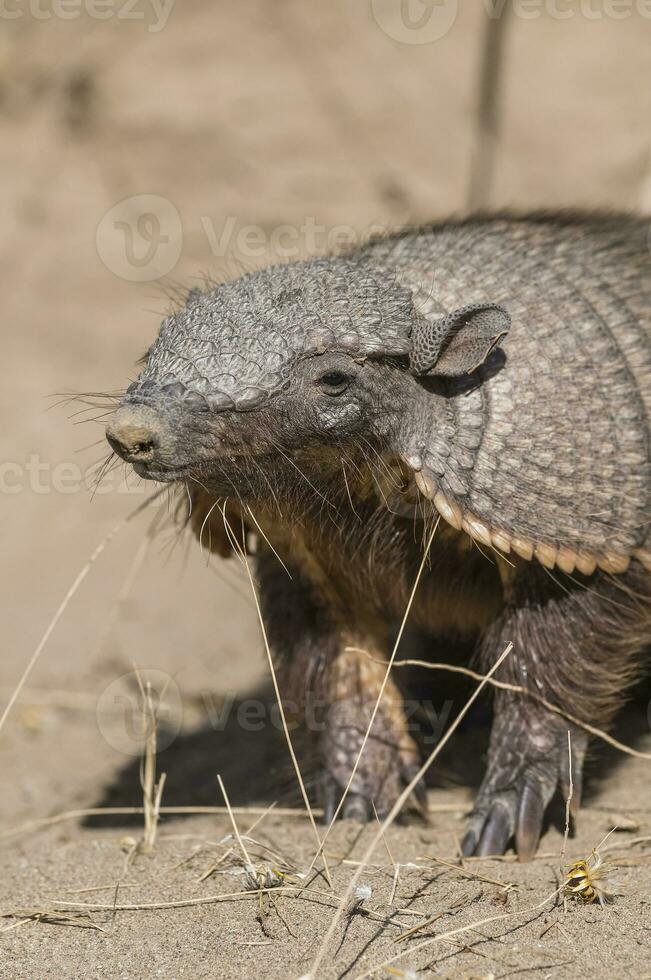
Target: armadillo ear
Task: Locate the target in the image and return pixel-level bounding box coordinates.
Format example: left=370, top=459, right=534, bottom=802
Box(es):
left=409, top=303, right=510, bottom=377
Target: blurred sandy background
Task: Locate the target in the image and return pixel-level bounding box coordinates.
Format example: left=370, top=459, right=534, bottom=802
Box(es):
left=0, top=2, right=650, bottom=977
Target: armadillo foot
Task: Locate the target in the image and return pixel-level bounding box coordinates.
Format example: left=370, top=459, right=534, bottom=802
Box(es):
left=320, top=762, right=426, bottom=825
left=461, top=701, right=588, bottom=860
left=318, top=706, right=425, bottom=824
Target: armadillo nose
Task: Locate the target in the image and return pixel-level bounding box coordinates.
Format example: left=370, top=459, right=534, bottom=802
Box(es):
left=106, top=406, right=160, bottom=463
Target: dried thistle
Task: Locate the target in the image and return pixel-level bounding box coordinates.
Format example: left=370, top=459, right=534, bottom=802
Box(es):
left=346, top=882, right=373, bottom=916
left=243, top=867, right=288, bottom=891
left=564, top=848, right=619, bottom=906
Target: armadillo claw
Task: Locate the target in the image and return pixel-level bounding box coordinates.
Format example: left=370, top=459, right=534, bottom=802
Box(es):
left=515, top=783, right=546, bottom=860
left=318, top=751, right=425, bottom=825
left=462, top=705, right=588, bottom=860
left=319, top=778, right=378, bottom=825
left=462, top=781, right=548, bottom=861
left=462, top=796, right=515, bottom=859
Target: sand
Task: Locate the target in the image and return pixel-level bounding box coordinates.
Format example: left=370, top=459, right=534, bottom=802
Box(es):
left=1, top=1, right=650, bottom=976
left=1, top=721, right=650, bottom=978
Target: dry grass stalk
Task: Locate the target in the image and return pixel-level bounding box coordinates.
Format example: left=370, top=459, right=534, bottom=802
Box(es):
left=220, top=505, right=332, bottom=888
left=307, top=641, right=513, bottom=978
left=372, top=827, right=627, bottom=978
left=394, top=894, right=462, bottom=944
left=221, top=828, right=306, bottom=896
left=2, top=883, right=408, bottom=917
left=0, top=916, right=35, bottom=935
left=371, top=800, right=402, bottom=908
left=560, top=730, right=573, bottom=868
left=216, top=774, right=253, bottom=871
left=354, top=653, right=651, bottom=763
left=24, top=895, right=416, bottom=934
left=0, top=804, right=332, bottom=841
left=199, top=802, right=277, bottom=881
left=89, top=522, right=156, bottom=661
left=351, top=882, right=565, bottom=980
left=388, top=863, right=400, bottom=906
left=371, top=801, right=396, bottom=876
left=135, top=672, right=168, bottom=855
left=603, top=834, right=651, bottom=853
left=425, top=855, right=515, bottom=892
left=1, top=909, right=107, bottom=933
left=0, top=489, right=164, bottom=736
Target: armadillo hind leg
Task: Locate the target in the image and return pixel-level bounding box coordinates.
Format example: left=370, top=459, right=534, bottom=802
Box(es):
left=463, top=562, right=651, bottom=860
left=462, top=700, right=589, bottom=861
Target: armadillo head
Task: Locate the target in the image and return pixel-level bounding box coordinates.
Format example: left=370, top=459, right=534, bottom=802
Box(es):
left=106, top=256, right=509, bottom=507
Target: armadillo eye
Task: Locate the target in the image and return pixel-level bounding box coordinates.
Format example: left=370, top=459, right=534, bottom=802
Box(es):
left=317, top=370, right=353, bottom=394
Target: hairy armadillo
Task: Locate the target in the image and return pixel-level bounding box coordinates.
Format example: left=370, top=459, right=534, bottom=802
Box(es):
left=106, top=212, right=651, bottom=859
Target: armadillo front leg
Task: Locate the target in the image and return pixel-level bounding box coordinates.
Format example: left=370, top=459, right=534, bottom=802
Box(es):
left=256, top=548, right=421, bottom=822
left=463, top=561, right=650, bottom=860
left=319, top=644, right=423, bottom=822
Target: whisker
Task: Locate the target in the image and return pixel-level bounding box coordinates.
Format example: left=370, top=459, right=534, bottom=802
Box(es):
left=245, top=505, right=292, bottom=578
left=75, top=438, right=108, bottom=454
left=198, top=498, right=222, bottom=564
left=340, top=458, right=361, bottom=521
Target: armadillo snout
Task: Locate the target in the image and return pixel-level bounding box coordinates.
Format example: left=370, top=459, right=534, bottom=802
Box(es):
left=106, top=405, right=163, bottom=465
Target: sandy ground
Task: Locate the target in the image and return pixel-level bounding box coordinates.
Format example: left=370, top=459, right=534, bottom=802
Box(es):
left=1, top=1, right=650, bottom=977
left=1, top=740, right=651, bottom=979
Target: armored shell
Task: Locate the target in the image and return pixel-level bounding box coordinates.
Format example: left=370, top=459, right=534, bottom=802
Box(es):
left=363, top=215, right=651, bottom=572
